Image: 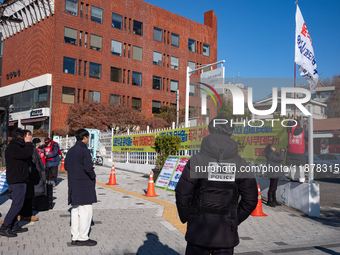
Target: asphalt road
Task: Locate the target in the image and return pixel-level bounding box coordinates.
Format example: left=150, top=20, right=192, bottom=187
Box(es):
left=315, top=178, right=340, bottom=218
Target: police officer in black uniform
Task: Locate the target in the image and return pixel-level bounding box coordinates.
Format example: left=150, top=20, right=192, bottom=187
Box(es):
left=175, top=116, right=258, bottom=255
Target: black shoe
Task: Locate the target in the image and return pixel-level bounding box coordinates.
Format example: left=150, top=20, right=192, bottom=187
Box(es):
left=267, top=201, right=276, bottom=207
left=71, top=240, right=78, bottom=245
left=273, top=201, right=281, bottom=206
left=12, top=227, right=28, bottom=233
left=77, top=239, right=97, bottom=246
left=0, top=229, right=18, bottom=237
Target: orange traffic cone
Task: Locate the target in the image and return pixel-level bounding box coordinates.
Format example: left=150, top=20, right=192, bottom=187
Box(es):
left=251, top=185, right=268, bottom=217
left=106, top=165, right=119, bottom=185
left=59, top=157, right=66, bottom=171
left=143, top=171, right=159, bottom=197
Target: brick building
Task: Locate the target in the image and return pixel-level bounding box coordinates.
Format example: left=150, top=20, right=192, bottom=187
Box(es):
left=0, top=0, right=218, bottom=134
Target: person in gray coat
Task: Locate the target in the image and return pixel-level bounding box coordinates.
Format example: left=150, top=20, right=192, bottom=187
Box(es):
left=65, top=129, right=97, bottom=246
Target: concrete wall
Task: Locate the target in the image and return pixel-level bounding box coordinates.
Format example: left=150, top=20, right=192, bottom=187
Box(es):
left=256, top=177, right=320, bottom=217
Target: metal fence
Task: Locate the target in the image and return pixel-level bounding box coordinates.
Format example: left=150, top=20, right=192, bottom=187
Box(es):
left=58, top=126, right=198, bottom=165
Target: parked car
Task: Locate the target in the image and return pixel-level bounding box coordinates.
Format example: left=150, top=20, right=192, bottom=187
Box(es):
left=317, top=153, right=340, bottom=165
left=305, top=155, right=339, bottom=178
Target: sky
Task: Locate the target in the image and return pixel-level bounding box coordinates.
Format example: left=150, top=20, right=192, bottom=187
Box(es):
left=144, top=0, right=340, bottom=100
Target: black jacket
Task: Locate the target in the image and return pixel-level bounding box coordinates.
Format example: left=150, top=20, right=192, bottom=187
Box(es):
left=265, top=147, right=285, bottom=179
left=5, top=137, right=34, bottom=184
left=175, top=134, right=258, bottom=248
left=25, top=148, right=47, bottom=198
left=65, top=141, right=97, bottom=206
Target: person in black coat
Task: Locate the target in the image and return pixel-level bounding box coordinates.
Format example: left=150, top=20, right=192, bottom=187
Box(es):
left=65, top=129, right=97, bottom=247
left=264, top=144, right=285, bottom=207
left=175, top=116, right=258, bottom=255
left=0, top=128, right=34, bottom=237
left=18, top=134, right=46, bottom=222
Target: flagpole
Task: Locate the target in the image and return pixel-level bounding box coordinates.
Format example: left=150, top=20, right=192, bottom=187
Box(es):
left=294, top=1, right=297, bottom=119
left=294, top=62, right=296, bottom=119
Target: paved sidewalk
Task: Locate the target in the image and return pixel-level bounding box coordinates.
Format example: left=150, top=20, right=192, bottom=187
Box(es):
left=0, top=165, right=339, bottom=254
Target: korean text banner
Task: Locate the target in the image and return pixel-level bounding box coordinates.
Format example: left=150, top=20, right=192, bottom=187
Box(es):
left=112, top=133, right=156, bottom=152
left=232, top=122, right=288, bottom=164
left=295, top=4, right=318, bottom=91
left=158, top=125, right=209, bottom=150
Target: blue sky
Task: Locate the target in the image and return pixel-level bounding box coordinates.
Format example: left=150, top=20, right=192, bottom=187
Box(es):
left=144, top=0, right=340, bottom=100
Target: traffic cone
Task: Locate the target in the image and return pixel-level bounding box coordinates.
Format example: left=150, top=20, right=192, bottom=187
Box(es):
left=251, top=185, right=268, bottom=217
left=106, top=165, right=119, bottom=185
left=143, top=171, right=159, bottom=197
left=59, top=157, right=66, bottom=171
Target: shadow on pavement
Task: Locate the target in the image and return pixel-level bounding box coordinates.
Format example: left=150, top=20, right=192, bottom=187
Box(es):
left=314, top=246, right=340, bottom=255
left=136, top=232, right=179, bottom=255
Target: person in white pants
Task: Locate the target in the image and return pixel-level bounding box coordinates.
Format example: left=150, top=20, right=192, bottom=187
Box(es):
left=65, top=129, right=97, bottom=246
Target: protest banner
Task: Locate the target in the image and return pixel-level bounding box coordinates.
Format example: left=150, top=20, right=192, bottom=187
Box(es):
left=112, top=133, right=156, bottom=152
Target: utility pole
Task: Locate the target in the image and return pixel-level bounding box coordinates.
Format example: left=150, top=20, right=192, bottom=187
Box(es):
left=185, top=60, right=225, bottom=127
left=176, top=89, right=179, bottom=128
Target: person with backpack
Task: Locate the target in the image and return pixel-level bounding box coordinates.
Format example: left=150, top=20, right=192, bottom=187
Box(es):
left=44, top=137, right=61, bottom=186
left=175, top=115, right=258, bottom=255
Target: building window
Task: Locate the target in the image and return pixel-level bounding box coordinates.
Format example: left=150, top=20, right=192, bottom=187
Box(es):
left=78, top=60, right=81, bottom=75
left=188, top=61, right=195, bottom=73
left=188, top=39, right=195, bottom=52
left=84, top=32, right=88, bottom=47
left=171, top=33, right=179, bottom=47
left=133, top=20, right=143, bottom=36
left=65, top=0, right=78, bottom=16
left=189, top=106, right=196, bottom=118
left=110, top=67, right=121, bottom=83
left=111, top=40, right=122, bottom=56
left=80, top=2, right=83, bottom=17
left=110, top=94, right=121, bottom=105
left=64, top=27, right=77, bottom=45
left=89, top=91, right=101, bottom=103
left=62, top=86, right=75, bottom=104
left=91, top=6, right=103, bottom=24
left=153, top=76, right=162, bottom=90
left=84, top=61, right=87, bottom=76
left=112, top=13, right=122, bottom=29
left=0, top=35, right=3, bottom=56
left=152, top=100, right=161, bottom=114
left=132, top=71, right=142, bottom=87
left=132, top=97, right=141, bottom=111
left=203, top=44, right=210, bottom=56
left=154, top=27, right=162, bottom=42
left=85, top=4, right=88, bottom=19
left=153, top=52, right=162, bottom=66
left=79, top=31, right=82, bottom=46
left=132, top=46, right=142, bottom=61
left=90, top=34, right=102, bottom=51
left=89, top=62, right=101, bottom=79
left=63, top=57, right=76, bottom=74
left=189, top=84, right=195, bottom=96
left=170, top=80, right=178, bottom=93
left=171, top=56, right=179, bottom=70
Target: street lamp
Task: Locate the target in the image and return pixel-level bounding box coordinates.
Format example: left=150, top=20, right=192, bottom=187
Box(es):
left=0, top=104, right=14, bottom=166
left=185, top=60, right=225, bottom=127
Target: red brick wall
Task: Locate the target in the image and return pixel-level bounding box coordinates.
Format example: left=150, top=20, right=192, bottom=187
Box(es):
left=2, top=0, right=218, bottom=131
